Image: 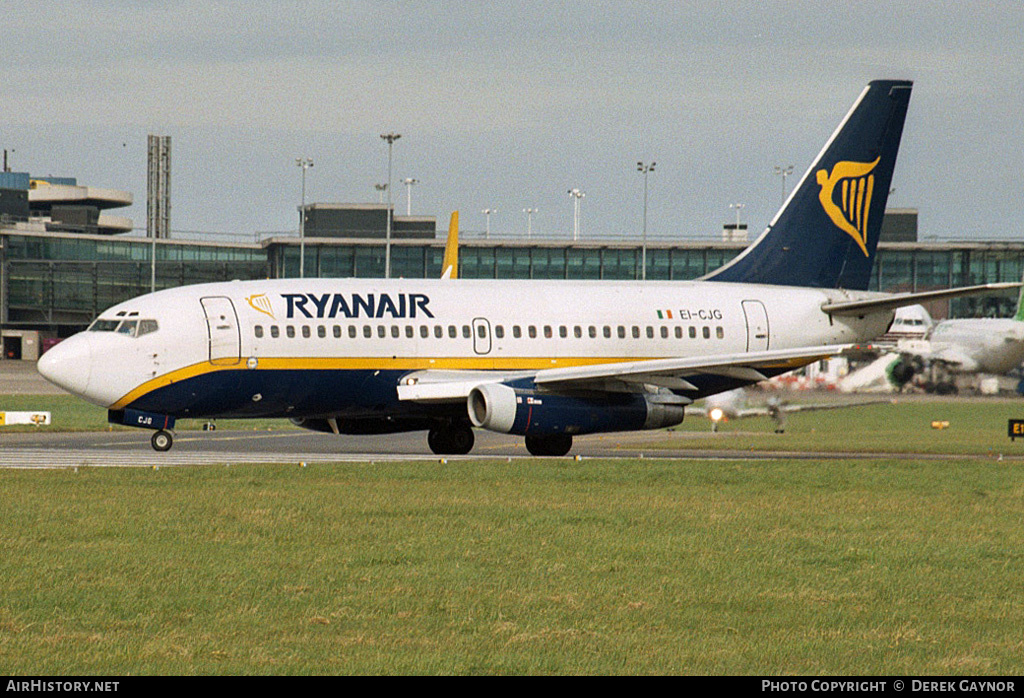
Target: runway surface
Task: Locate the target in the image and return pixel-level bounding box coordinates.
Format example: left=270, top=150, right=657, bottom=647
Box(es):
left=1, top=426, right=1016, bottom=469
left=2, top=359, right=1019, bottom=468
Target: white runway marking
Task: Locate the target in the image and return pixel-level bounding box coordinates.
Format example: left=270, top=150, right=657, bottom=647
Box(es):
left=0, top=449, right=474, bottom=469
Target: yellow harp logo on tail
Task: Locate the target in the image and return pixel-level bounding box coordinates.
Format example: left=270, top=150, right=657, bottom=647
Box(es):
left=815, top=157, right=880, bottom=257
left=246, top=293, right=275, bottom=319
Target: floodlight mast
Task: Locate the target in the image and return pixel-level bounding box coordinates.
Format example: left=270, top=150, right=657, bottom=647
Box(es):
left=296, top=157, right=314, bottom=278
left=381, top=133, right=401, bottom=278
left=637, top=161, right=655, bottom=280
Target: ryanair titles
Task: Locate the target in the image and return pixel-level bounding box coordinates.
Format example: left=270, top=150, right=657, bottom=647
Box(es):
left=282, top=293, right=434, bottom=319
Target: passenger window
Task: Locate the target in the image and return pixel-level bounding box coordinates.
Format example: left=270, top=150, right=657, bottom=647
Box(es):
left=702, top=326, right=710, bottom=339
left=589, top=326, right=597, bottom=338
left=617, top=326, right=625, bottom=339
left=377, top=326, right=386, bottom=339
left=716, top=326, right=724, bottom=339
left=405, top=326, right=414, bottom=339
left=689, top=326, right=696, bottom=339
left=646, top=326, right=654, bottom=339
left=448, top=325, right=457, bottom=339
left=348, top=326, right=357, bottom=339
left=138, top=320, right=159, bottom=337
left=363, top=325, right=372, bottom=338
left=390, top=326, right=399, bottom=338
left=661, top=327, right=668, bottom=339
left=271, top=325, right=280, bottom=338
left=513, top=325, right=522, bottom=338
left=255, top=325, right=264, bottom=338
left=286, top=326, right=296, bottom=338
left=495, top=325, right=504, bottom=339
left=528, top=326, right=537, bottom=339
left=544, top=325, right=553, bottom=339
left=478, top=325, right=486, bottom=339
left=558, top=325, right=567, bottom=338
left=462, top=325, right=471, bottom=339
left=317, top=325, right=326, bottom=338
left=333, top=325, right=341, bottom=338
left=604, top=326, right=611, bottom=339
left=631, top=326, right=640, bottom=339
left=574, top=326, right=582, bottom=338
left=675, top=327, right=682, bottom=339
left=302, top=326, right=311, bottom=338
left=420, top=326, right=429, bottom=339
left=434, top=326, right=443, bottom=338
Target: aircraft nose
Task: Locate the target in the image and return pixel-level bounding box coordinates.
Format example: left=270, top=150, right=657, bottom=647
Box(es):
left=37, top=334, right=91, bottom=396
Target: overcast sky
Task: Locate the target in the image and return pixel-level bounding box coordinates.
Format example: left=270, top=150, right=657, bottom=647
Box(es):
left=3, top=1, right=1022, bottom=243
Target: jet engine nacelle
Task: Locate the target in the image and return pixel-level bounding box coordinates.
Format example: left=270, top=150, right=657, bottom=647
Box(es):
left=467, top=382, right=685, bottom=436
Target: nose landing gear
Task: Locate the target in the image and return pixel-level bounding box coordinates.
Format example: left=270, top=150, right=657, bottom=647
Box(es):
left=151, top=429, right=174, bottom=452
left=108, top=409, right=177, bottom=451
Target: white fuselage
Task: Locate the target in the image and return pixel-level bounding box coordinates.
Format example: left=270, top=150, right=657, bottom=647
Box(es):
left=917, top=318, right=1024, bottom=374
left=37, top=278, right=893, bottom=417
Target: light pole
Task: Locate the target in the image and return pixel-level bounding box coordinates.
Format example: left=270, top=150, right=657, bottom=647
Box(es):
left=729, top=202, right=745, bottom=241
left=774, top=164, right=794, bottom=207
left=296, top=156, right=314, bottom=278
left=567, top=189, right=585, bottom=240
left=402, top=177, right=419, bottom=215
left=482, top=209, right=496, bottom=239
left=523, top=208, right=538, bottom=239
left=381, top=133, right=401, bottom=278
left=374, top=183, right=387, bottom=203
left=637, top=162, right=655, bottom=280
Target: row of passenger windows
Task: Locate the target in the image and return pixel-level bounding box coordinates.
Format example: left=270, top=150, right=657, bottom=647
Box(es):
left=253, top=323, right=726, bottom=340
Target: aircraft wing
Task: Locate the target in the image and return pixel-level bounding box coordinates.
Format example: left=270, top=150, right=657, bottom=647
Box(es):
left=397, top=344, right=849, bottom=403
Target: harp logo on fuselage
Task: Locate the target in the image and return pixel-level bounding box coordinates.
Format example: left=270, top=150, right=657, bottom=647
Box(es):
left=815, top=156, right=880, bottom=257
left=281, top=293, right=435, bottom=319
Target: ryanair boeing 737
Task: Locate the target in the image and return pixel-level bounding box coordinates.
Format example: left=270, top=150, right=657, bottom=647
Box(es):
left=36, top=80, right=1016, bottom=455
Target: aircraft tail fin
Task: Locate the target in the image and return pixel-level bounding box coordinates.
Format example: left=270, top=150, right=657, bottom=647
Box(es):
left=705, top=80, right=912, bottom=290
left=441, top=211, right=459, bottom=280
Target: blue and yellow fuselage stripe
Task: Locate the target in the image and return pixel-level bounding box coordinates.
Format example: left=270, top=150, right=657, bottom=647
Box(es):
left=113, top=354, right=818, bottom=420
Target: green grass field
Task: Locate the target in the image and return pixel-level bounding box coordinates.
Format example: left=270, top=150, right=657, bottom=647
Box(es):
left=3, top=393, right=1024, bottom=674
left=2, top=456, right=1023, bottom=674
left=665, top=397, right=1024, bottom=456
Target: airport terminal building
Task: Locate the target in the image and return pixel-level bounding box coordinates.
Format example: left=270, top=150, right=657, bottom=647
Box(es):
left=2, top=185, right=1024, bottom=358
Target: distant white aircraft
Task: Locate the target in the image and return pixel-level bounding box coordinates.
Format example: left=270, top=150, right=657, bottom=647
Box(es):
left=693, top=388, right=884, bottom=433
left=845, top=288, right=1024, bottom=393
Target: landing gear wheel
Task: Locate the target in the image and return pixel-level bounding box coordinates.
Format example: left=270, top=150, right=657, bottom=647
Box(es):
left=427, top=424, right=475, bottom=455
left=151, top=429, right=173, bottom=452
left=447, top=424, right=474, bottom=455
left=525, top=434, right=573, bottom=457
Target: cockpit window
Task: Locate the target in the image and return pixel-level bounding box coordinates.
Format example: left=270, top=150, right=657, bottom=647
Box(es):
left=88, top=319, right=121, bottom=332
left=87, top=318, right=158, bottom=337
left=116, top=320, right=138, bottom=336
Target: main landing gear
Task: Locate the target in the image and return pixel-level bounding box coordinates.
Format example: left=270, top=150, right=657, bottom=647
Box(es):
left=427, top=423, right=475, bottom=455
left=524, top=434, right=573, bottom=457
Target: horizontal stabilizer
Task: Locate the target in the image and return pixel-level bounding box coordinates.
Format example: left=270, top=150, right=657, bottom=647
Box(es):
left=821, top=283, right=1022, bottom=316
